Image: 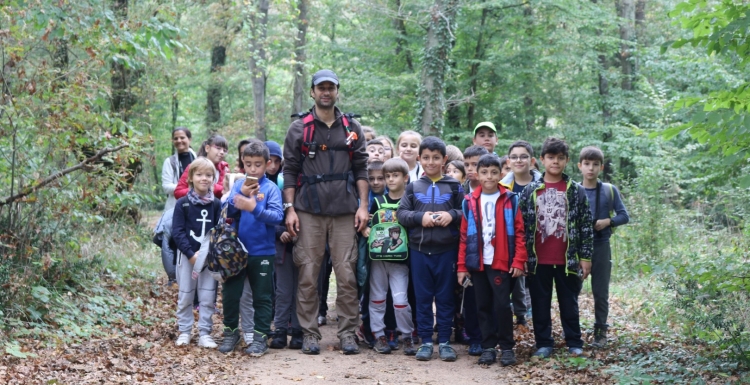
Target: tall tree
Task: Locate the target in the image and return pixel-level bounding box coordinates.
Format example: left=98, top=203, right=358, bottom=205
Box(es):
left=618, top=0, right=636, bottom=91
left=591, top=0, right=611, bottom=122
left=465, top=1, right=489, bottom=131
left=206, top=45, right=225, bottom=129
left=415, top=0, right=459, bottom=135
left=392, top=0, right=414, bottom=72
left=110, top=0, right=137, bottom=123
left=248, top=0, right=270, bottom=140
left=291, top=0, right=309, bottom=115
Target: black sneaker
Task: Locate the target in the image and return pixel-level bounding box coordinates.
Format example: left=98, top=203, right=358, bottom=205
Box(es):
left=269, top=328, right=287, bottom=349
left=245, top=332, right=269, bottom=357
left=302, top=335, right=320, bottom=355
left=341, top=335, right=360, bottom=355
left=373, top=336, right=391, bottom=354
left=402, top=337, right=417, bottom=356
left=218, top=327, right=240, bottom=354
left=477, top=348, right=496, bottom=365
left=499, top=349, right=517, bottom=366
left=516, top=316, right=528, bottom=327
left=468, top=343, right=482, bottom=356
left=439, top=343, right=457, bottom=362
left=288, top=328, right=303, bottom=350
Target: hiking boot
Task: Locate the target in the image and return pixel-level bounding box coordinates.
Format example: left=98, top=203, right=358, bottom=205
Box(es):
left=317, top=315, right=327, bottom=326
left=245, top=332, right=269, bottom=357
left=415, top=343, right=434, bottom=361
left=218, top=328, right=240, bottom=353
left=439, top=343, right=457, bottom=362
left=340, top=335, right=360, bottom=355
left=175, top=333, right=191, bottom=347
left=568, top=347, right=584, bottom=357
left=269, top=328, right=287, bottom=349
left=477, top=348, right=496, bottom=365
left=500, top=350, right=517, bottom=366
left=373, top=336, right=392, bottom=354
left=592, top=327, right=608, bottom=348
left=468, top=343, right=482, bottom=356
left=302, top=335, right=320, bottom=355
left=532, top=346, right=553, bottom=358
left=516, top=315, right=528, bottom=327
left=288, top=329, right=303, bottom=350
left=198, top=335, right=217, bottom=349
left=402, top=337, right=417, bottom=356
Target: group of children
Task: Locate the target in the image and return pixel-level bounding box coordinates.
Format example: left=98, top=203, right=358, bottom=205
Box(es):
left=168, top=121, right=629, bottom=366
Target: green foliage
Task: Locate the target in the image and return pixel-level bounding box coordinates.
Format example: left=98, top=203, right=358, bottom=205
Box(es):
left=664, top=0, right=750, bottom=186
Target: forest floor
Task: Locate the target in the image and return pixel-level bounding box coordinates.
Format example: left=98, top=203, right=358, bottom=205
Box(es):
left=0, top=214, right=744, bottom=384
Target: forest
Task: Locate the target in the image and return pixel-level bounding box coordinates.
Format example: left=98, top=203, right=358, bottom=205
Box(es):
left=0, top=0, right=749, bottom=383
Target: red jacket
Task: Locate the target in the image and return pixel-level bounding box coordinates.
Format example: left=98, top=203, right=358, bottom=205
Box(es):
left=458, top=184, right=528, bottom=273
left=174, top=161, right=229, bottom=199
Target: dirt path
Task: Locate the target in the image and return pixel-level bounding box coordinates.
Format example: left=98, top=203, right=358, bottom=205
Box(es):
left=2, top=276, right=625, bottom=384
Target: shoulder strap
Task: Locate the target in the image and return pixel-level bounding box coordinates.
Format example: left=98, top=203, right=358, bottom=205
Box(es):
left=300, top=111, right=315, bottom=158
left=341, top=113, right=355, bottom=161
left=603, top=183, right=615, bottom=216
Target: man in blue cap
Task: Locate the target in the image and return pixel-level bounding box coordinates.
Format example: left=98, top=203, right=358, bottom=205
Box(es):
left=282, top=69, right=369, bottom=355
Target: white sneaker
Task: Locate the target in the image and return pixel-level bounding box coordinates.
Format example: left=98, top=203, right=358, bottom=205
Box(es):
left=198, top=335, right=218, bottom=349
left=175, top=333, right=191, bottom=346
left=318, top=315, right=327, bottom=326
left=244, top=332, right=254, bottom=345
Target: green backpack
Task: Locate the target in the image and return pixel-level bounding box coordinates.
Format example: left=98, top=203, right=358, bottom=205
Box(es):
left=368, top=197, right=408, bottom=262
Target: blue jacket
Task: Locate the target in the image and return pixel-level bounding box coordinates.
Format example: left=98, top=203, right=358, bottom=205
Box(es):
left=397, top=175, right=464, bottom=254
left=226, top=175, right=284, bottom=256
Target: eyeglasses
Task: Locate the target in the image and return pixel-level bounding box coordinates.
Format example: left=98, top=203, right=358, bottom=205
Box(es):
left=509, top=155, right=530, bottom=162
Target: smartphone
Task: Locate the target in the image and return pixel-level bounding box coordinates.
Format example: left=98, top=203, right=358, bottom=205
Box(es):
left=244, top=176, right=259, bottom=186
left=431, top=214, right=440, bottom=220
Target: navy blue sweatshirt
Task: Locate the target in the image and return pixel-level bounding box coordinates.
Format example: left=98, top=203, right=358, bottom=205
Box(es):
left=582, top=181, right=629, bottom=244
left=171, top=196, right=222, bottom=257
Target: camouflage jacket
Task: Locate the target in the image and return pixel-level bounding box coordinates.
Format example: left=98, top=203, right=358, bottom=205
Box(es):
left=519, top=172, right=594, bottom=276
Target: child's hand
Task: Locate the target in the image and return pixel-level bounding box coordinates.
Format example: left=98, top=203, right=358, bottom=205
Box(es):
left=457, top=271, right=470, bottom=286
left=510, top=267, right=524, bottom=278
left=579, top=260, right=592, bottom=280
left=241, top=183, right=259, bottom=197
left=280, top=231, right=293, bottom=243
left=421, top=212, right=435, bottom=227
left=188, top=254, right=197, bottom=265
left=234, top=194, right=257, bottom=212
left=594, top=219, right=611, bottom=231
left=433, top=211, right=451, bottom=227
left=362, top=227, right=371, bottom=238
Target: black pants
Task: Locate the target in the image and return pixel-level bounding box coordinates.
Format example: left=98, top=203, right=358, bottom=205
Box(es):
left=473, top=268, right=516, bottom=350
left=591, top=241, right=612, bottom=330
left=528, top=264, right=583, bottom=349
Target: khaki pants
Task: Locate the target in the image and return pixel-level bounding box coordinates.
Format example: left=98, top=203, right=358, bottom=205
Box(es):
left=294, top=211, right=359, bottom=340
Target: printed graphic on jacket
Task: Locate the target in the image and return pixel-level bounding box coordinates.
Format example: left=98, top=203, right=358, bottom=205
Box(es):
left=537, top=187, right=567, bottom=244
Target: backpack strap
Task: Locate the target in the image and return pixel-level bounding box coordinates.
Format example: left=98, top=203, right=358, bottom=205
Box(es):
left=603, top=183, right=615, bottom=216
left=300, top=111, right=316, bottom=159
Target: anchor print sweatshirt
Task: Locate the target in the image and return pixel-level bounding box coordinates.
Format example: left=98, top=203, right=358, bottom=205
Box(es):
left=171, top=196, right=221, bottom=258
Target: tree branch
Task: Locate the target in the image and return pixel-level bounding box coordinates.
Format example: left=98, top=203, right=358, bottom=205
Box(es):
left=0, top=143, right=129, bottom=207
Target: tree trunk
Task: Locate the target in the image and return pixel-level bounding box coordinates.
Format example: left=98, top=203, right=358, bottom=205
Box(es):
left=522, top=4, right=535, bottom=131
left=248, top=0, right=269, bottom=140
left=466, top=3, right=489, bottom=131
left=206, top=45, right=225, bottom=130
left=292, top=0, right=309, bottom=115
left=111, top=0, right=136, bottom=123
left=591, top=0, right=610, bottom=121
left=392, top=0, right=414, bottom=72
left=415, top=0, right=459, bottom=135
left=618, top=0, right=635, bottom=91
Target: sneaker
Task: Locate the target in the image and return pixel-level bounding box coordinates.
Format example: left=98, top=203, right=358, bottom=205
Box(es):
left=218, top=328, right=240, bottom=353
left=402, top=337, right=417, bottom=356
left=415, top=343, right=434, bottom=361
left=516, top=316, right=528, bottom=327
left=302, top=335, right=320, bottom=355
left=468, top=343, right=482, bottom=356
left=340, top=335, right=360, bottom=355
left=477, top=348, right=496, bottom=365
left=289, top=329, right=303, bottom=350
left=175, top=333, right=191, bottom=346
left=198, top=335, right=218, bottom=349
left=373, top=336, right=392, bottom=354
left=592, top=327, right=607, bottom=348
left=411, top=331, right=420, bottom=345
left=499, top=349, right=517, bottom=366
left=269, top=328, right=287, bottom=349
left=386, top=330, right=400, bottom=351
left=439, top=343, right=457, bottom=362
left=317, top=315, right=327, bottom=326
left=568, top=347, right=584, bottom=357
left=532, top=346, right=553, bottom=358
left=245, top=332, right=269, bottom=357
left=243, top=331, right=254, bottom=345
